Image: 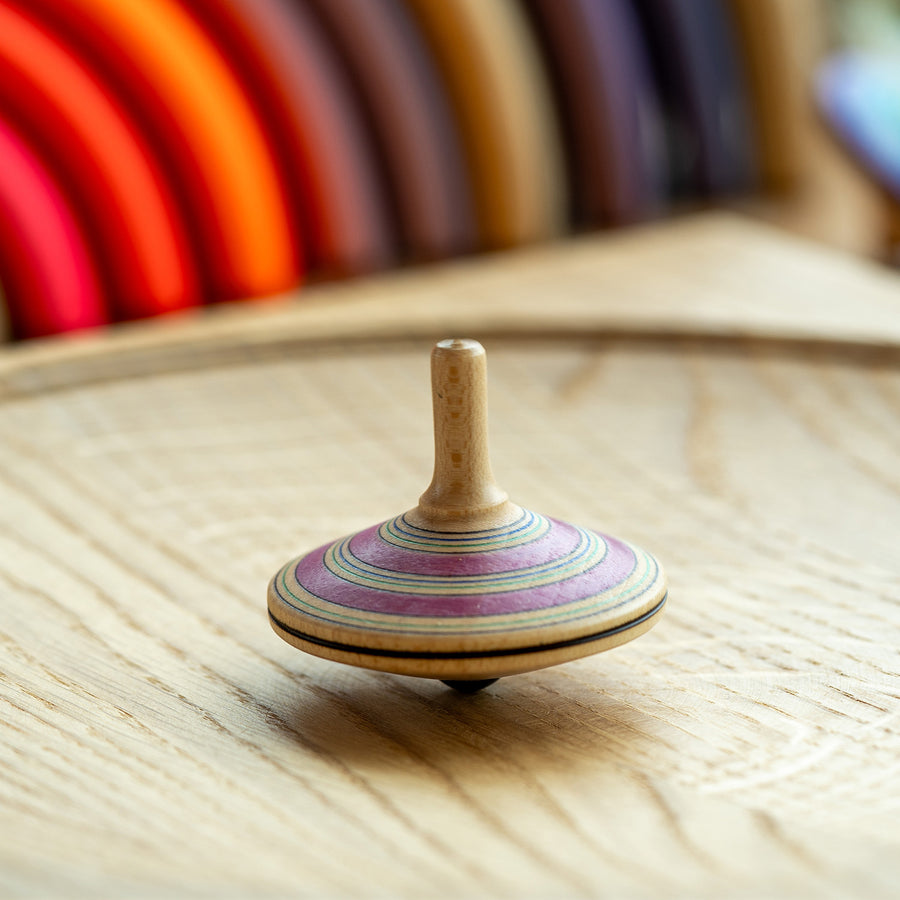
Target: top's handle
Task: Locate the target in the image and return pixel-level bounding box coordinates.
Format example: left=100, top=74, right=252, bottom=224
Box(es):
left=408, top=339, right=518, bottom=532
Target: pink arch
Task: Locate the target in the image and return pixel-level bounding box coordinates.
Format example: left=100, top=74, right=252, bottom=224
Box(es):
left=0, top=119, right=107, bottom=339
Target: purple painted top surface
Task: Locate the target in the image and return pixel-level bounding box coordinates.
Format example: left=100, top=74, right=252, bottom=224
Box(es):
left=353, top=517, right=582, bottom=576
left=292, top=517, right=641, bottom=618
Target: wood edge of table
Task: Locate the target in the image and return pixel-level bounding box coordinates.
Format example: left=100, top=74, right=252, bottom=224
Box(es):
left=1, top=212, right=898, bottom=400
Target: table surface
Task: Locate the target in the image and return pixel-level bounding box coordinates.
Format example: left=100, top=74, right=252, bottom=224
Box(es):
left=1, top=214, right=898, bottom=899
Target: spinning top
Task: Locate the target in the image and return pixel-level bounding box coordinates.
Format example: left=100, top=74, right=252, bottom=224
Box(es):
left=268, top=339, right=667, bottom=691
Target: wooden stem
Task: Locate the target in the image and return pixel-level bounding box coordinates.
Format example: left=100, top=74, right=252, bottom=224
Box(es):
left=408, top=339, right=518, bottom=531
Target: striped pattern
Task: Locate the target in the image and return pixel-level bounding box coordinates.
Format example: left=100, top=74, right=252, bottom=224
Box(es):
left=379, top=508, right=552, bottom=554
left=268, top=507, right=667, bottom=675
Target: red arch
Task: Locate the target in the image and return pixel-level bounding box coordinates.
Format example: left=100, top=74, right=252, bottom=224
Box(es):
left=0, top=119, right=107, bottom=339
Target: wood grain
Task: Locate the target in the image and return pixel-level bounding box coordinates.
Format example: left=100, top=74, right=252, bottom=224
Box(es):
left=1, top=214, right=898, bottom=898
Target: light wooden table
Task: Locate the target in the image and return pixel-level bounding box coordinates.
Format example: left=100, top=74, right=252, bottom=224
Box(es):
left=1, top=214, right=898, bottom=899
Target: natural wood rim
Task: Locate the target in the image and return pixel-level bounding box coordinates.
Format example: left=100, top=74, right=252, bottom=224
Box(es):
left=268, top=594, right=666, bottom=661
left=266, top=596, right=667, bottom=680
left=2, top=213, right=898, bottom=400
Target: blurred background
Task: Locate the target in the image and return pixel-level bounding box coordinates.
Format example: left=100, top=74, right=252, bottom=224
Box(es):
left=0, top=0, right=897, bottom=342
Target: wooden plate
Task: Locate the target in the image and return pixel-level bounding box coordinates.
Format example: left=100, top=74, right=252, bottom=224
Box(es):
left=1, top=215, right=898, bottom=898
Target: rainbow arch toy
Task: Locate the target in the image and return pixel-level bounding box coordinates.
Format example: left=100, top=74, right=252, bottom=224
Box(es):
left=0, top=0, right=784, bottom=340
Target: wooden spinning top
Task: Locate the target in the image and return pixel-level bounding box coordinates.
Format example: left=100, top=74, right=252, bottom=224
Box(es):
left=268, top=339, right=667, bottom=690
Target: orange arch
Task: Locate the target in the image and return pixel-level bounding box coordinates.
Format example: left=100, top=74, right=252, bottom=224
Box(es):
left=186, top=0, right=397, bottom=277
left=27, top=0, right=301, bottom=299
